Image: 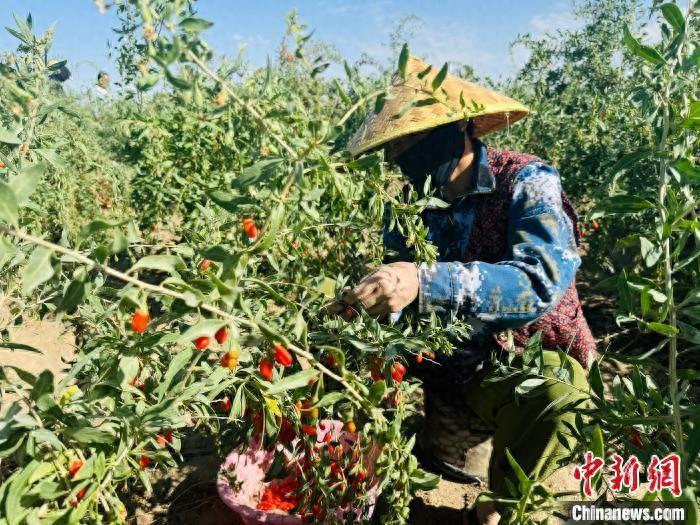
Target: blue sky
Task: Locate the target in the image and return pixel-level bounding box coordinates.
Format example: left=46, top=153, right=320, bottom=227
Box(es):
left=0, top=1, right=586, bottom=91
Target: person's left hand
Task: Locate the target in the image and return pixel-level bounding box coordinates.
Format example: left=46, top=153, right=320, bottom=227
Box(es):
left=328, top=262, right=419, bottom=319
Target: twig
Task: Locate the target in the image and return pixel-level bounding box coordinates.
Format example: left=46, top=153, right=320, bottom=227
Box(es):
left=0, top=225, right=365, bottom=404
left=185, top=50, right=296, bottom=158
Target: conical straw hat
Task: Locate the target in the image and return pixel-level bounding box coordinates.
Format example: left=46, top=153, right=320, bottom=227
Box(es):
left=348, top=56, right=529, bottom=156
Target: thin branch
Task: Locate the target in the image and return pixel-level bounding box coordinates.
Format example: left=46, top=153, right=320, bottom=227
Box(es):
left=185, top=50, right=296, bottom=158
left=0, top=225, right=365, bottom=404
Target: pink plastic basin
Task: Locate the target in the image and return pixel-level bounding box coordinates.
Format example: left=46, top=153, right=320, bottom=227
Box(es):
left=217, top=420, right=378, bottom=525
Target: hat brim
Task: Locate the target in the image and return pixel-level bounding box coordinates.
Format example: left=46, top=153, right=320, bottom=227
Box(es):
left=348, top=56, right=530, bottom=156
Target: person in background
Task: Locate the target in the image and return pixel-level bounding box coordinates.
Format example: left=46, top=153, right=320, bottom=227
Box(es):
left=334, top=56, right=596, bottom=525
left=48, top=64, right=71, bottom=94
left=91, top=71, right=110, bottom=120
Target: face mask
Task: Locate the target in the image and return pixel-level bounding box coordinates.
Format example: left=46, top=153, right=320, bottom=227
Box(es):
left=393, top=122, right=465, bottom=194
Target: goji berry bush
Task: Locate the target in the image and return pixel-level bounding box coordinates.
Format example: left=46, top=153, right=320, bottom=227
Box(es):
left=0, top=1, right=698, bottom=524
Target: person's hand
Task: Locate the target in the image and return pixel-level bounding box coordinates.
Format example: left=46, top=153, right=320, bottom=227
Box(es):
left=328, top=262, right=419, bottom=319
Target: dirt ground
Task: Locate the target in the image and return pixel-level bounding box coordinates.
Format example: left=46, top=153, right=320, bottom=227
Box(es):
left=0, top=273, right=624, bottom=524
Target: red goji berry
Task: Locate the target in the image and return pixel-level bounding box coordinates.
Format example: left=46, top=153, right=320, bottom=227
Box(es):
left=391, top=362, right=407, bottom=382
left=259, top=359, right=274, bottom=381
left=194, top=336, right=210, bottom=351
left=215, top=326, right=228, bottom=344
left=273, top=344, right=293, bottom=367
left=201, top=259, right=212, bottom=270
left=301, top=424, right=317, bottom=436
left=70, top=486, right=88, bottom=507
left=68, top=459, right=83, bottom=479
left=139, top=455, right=149, bottom=468
left=219, top=397, right=231, bottom=413
left=130, top=310, right=149, bottom=334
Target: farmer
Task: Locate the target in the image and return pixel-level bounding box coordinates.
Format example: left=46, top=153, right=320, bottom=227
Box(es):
left=91, top=71, right=111, bottom=120
left=337, top=56, right=595, bottom=525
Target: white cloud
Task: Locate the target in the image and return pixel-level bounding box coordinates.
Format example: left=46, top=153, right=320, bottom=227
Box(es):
left=380, top=17, right=506, bottom=79
left=528, top=4, right=582, bottom=37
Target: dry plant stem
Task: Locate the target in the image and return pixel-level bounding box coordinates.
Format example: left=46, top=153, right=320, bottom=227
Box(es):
left=658, top=1, right=693, bottom=478
left=0, top=225, right=365, bottom=405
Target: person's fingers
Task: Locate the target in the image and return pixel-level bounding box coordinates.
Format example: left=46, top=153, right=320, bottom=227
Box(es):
left=324, top=300, right=346, bottom=315
left=343, top=281, right=377, bottom=306
left=356, top=285, right=381, bottom=310
left=365, top=301, right=390, bottom=318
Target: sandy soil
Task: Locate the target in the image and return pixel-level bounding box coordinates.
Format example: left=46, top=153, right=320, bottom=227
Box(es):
left=0, top=298, right=76, bottom=399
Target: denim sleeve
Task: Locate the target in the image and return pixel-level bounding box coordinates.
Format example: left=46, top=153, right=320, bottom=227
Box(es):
left=417, top=163, right=580, bottom=332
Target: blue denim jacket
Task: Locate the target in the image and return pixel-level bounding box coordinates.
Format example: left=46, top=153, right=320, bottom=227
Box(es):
left=385, top=143, right=580, bottom=344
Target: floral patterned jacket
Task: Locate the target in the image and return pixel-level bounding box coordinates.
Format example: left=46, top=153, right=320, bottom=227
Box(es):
left=384, top=141, right=595, bottom=382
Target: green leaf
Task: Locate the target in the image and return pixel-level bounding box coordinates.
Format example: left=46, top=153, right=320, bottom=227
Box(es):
left=640, top=236, right=662, bottom=267
left=179, top=17, right=213, bottom=33
left=130, top=255, right=185, bottom=275
left=136, top=73, right=161, bottom=91
left=9, top=163, right=45, bottom=206
left=417, top=65, right=432, bottom=80
left=515, top=377, right=547, bottom=396
left=0, top=127, right=21, bottom=145
left=368, top=380, right=386, bottom=405
left=233, top=158, right=284, bottom=188
left=22, top=247, right=54, bottom=295
left=673, top=158, right=700, bottom=182
left=57, top=272, right=87, bottom=313
left=207, top=191, right=255, bottom=213
left=34, top=148, right=66, bottom=169
left=64, top=426, right=115, bottom=445
left=314, top=391, right=345, bottom=408
left=178, top=318, right=227, bottom=343
left=265, top=368, right=318, bottom=395
left=681, top=101, right=700, bottom=129
left=117, top=356, right=140, bottom=387
left=610, top=148, right=650, bottom=174
left=79, top=219, right=123, bottom=241
left=0, top=235, right=17, bottom=269
left=589, top=361, right=605, bottom=399
left=593, top=195, right=654, bottom=215
left=504, top=448, right=530, bottom=488
left=5, top=460, right=40, bottom=525
left=30, top=370, right=54, bottom=402
left=591, top=424, right=605, bottom=459
left=231, top=386, right=246, bottom=419
left=347, top=154, right=381, bottom=172
left=0, top=181, right=19, bottom=227
left=164, top=69, right=192, bottom=90
left=334, top=79, right=351, bottom=104
left=431, top=62, right=448, bottom=90
left=646, top=322, right=678, bottom=336
left=251, top=202, right=285, bottom=254
left=622, top=24, right=666, bottom=65
left=398, top=44, right=409, bottom=79
left=660, top=3, right=685, bottom=33
left=410, top=468, right=440, bottom=490
left=156, top=347, right=195, bottom=397
left=677, top=320, right=700, bottom=344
